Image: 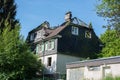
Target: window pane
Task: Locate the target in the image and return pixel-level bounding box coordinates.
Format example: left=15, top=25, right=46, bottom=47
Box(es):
left=36, top=44, right=40, bottom=53
left=88, top=66, right=100, bottom=71
left=45, top=42, right=48, bottom=50
left=48, top=41, right=52, bottom=49
left=72, top=26, right=78, bottom=35
left=30, top=33, right=34, bottom=41
left=39, top=44, right=42, bottom=52
left=47, top=57, right=52, bottom=66
left=46, top=40, right=55, bottom=50
left=85, top=31, right=91, bottom=38
left=36, top=31, right=41, bottom=39
left=41, top=44, right=44, bottom=52
left=51, top=40, right=55, bottom=50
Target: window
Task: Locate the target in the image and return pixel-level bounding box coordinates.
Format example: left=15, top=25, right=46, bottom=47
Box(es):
left=48, top=41, right=52, bottom=49
left=45, top=42, right=48, bottom=50
left=103, top=66, right=112, bottom=77
left=45, top=40, right=55, bottom=50
left=48, top=40, right=55, bottom=50
left=36, top=31, right=41, bottom=39
left=47, top=57, right=52, bottom=66
left=71, top=26, right=79, bottom=35
left=36, top=44, right=40, bottom=53
left=85, top=31, right=91, bottom=38
left=36, top=43, right=44, bottom=53
left=30, top=33, right=35, bottom=41
left=88, top=66, right=100, bottom=71
left=39, top=43, right=44, bottom=52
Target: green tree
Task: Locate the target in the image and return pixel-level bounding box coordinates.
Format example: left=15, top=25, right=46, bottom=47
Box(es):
left=0, top=22, right=42, bottom=80
left=0, top=0, right=18, bottom=30
left=96, top=0, right=120, bottom=32
left=99, top=30, right=120, bottom=57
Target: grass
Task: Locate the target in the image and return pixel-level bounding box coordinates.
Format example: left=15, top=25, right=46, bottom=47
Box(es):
left=103, top=76, right=120, bottom=80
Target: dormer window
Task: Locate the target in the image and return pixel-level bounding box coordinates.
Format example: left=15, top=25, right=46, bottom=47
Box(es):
left=85, top=31, right=91, bottom=38
left=30, top=33, right=35, bottom=41
left=71, top=26, right=79, bottom=35
left=36, top=31, right=41, bottom=39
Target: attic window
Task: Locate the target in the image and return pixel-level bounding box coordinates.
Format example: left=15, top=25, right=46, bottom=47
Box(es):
left=71, top=26, right=78, bottom=35
left=30, top=33, right=35, bottom=41
left=36, top=31, right=41, bottom=39
left=85, top=31, right=91, bottom=38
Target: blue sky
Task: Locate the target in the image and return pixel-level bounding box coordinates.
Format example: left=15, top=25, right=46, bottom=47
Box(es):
left=15, top=0, right=106, bottom=39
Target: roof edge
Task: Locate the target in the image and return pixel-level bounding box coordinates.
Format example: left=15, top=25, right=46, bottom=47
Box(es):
left=66, top=56, right=120, bottom=68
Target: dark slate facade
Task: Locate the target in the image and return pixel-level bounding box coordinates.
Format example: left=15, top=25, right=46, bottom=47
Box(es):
left=26, top=12, right=101, bottom=59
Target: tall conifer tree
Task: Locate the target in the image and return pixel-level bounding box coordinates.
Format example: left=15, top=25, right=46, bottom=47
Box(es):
left=0, top=0, right=18, bottom=30
left=0, top=22, right=42, bottom=80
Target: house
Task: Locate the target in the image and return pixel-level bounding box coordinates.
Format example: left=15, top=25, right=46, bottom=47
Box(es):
left=66, top=56, right=120, bottom=80
left=26, top=12, right=101, bottom=77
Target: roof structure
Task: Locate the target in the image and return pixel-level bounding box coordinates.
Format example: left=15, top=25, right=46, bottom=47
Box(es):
left=27, top=13, right=92, bottom=41
left=45, top=21, right=70, bottom=39
left=66, top=56, right=120, bottom=69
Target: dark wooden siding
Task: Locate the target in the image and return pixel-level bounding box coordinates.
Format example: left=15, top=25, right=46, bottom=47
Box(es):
left=57, top=24, right=101, bottom=58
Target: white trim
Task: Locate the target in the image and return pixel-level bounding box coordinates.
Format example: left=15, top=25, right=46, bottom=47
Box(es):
left=71, top=26, right=79, bottom=35
left=85, top=31, right=91, bottom=38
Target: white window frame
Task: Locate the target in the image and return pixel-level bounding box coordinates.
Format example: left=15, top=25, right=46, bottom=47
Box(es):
left=45, top=42, right=48, bottom=50
left=48, top=41, right=52, bottom=50
left=85, top=31, right=91, bottom=38
left=45, top=40, right=55, bottom=50
left=36, top=31, right=41, bottom=39
left=39, top=43, right=44, bottom=52
left=71, top=26, right=79, bottom=35
left=36, top=44, right=40, bottom=53
left=36, top=43, right=44, bottom=53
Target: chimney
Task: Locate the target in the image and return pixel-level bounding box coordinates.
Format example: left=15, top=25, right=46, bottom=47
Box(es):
left=64, top=11, right=72, bottom=22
